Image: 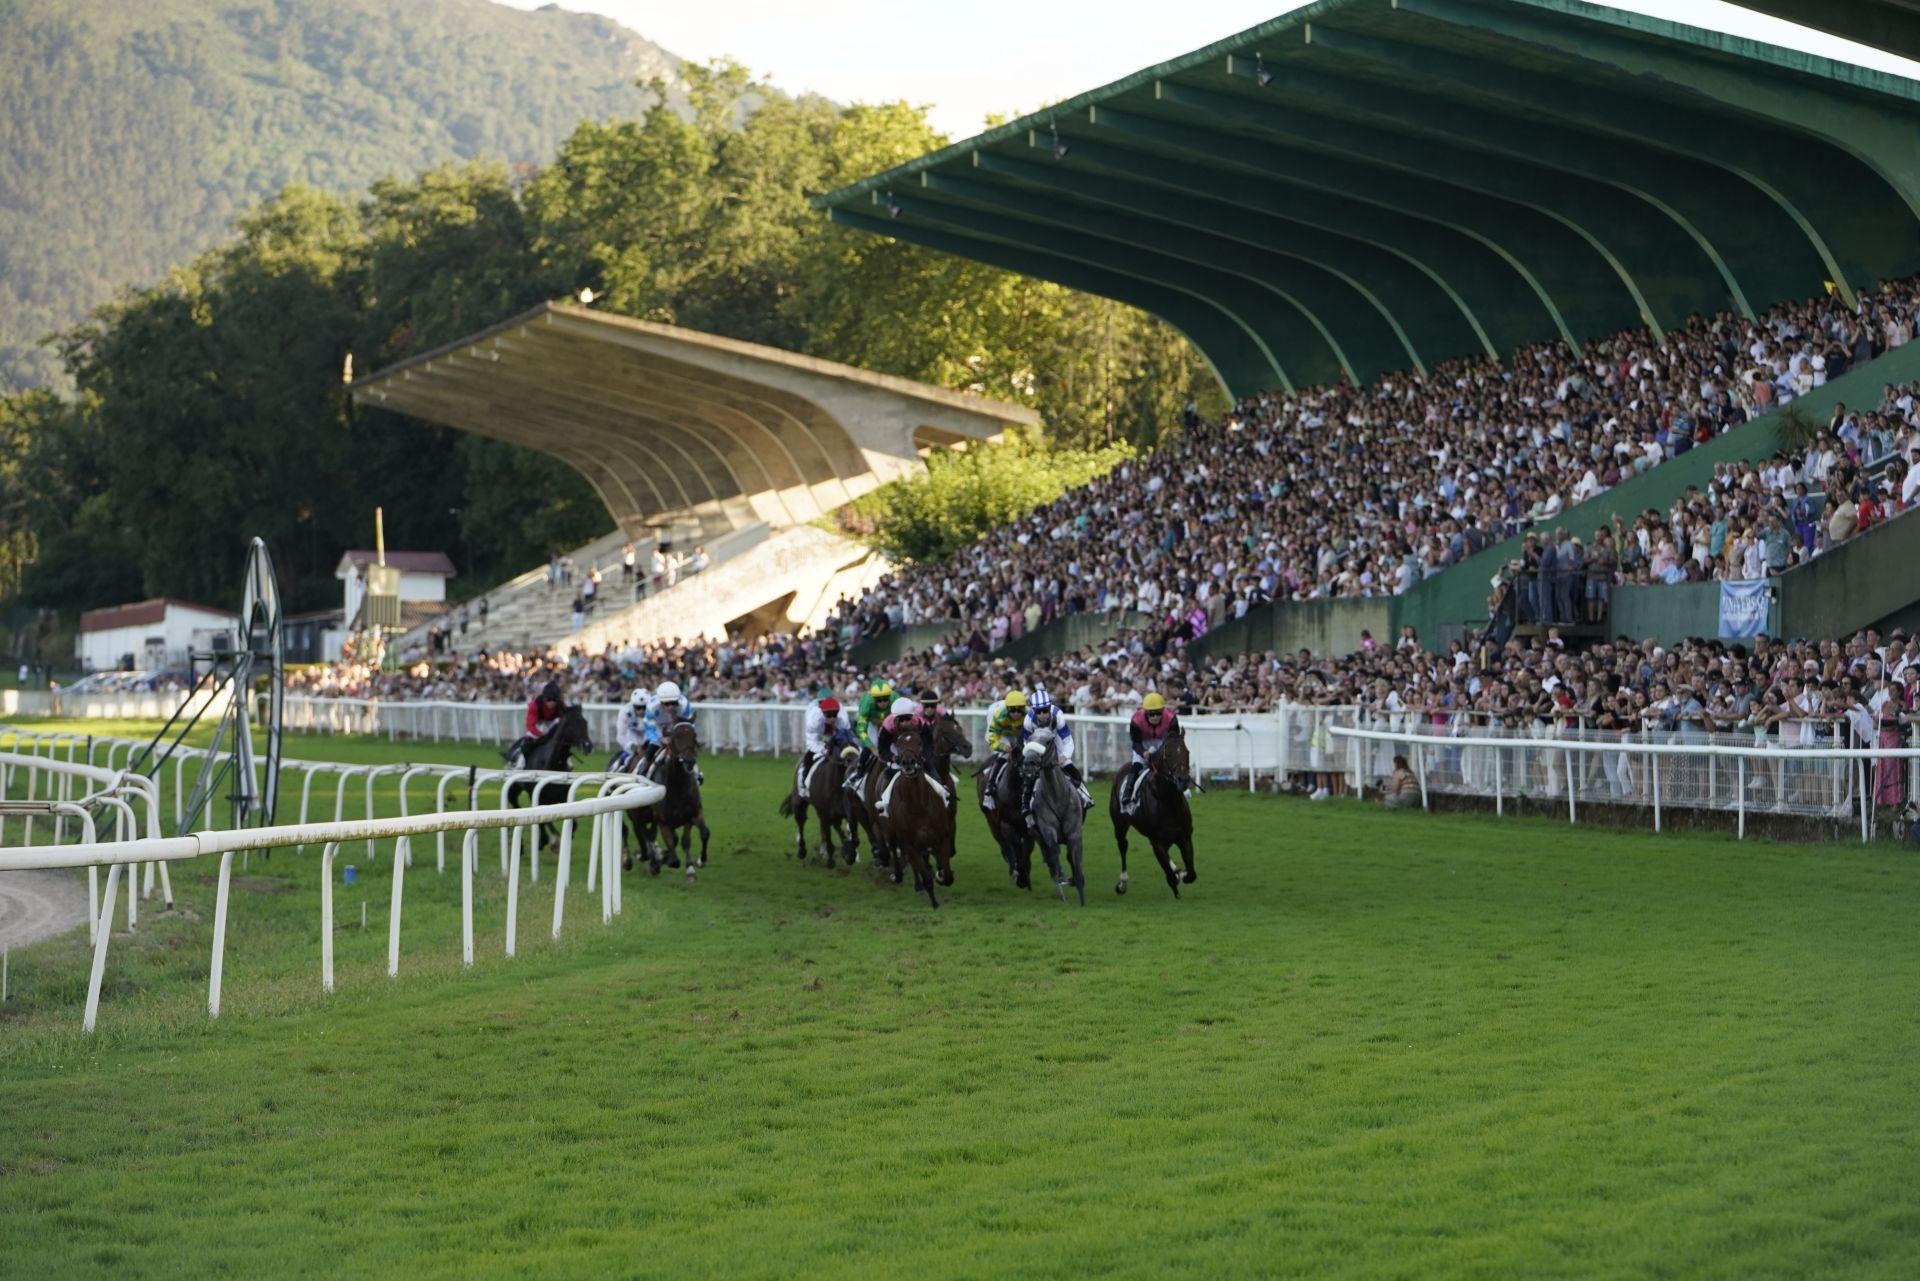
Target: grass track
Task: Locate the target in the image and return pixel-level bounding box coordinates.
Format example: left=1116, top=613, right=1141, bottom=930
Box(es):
left=2, top=722, right=1918, bottom=1279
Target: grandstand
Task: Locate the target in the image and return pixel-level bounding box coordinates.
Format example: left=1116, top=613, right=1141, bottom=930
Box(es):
left=350, top=301, right=1036, bottom=646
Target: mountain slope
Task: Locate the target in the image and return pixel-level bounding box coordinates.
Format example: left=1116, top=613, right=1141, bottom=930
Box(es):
left=0, top=0, right=679, bottom=388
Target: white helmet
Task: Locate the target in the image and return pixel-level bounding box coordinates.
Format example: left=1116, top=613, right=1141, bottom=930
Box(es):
left=629, top=689, right=648, bottom=708
left=889, top=696, right=917, bottom=718
left=655, top=680, right=683, bottom=703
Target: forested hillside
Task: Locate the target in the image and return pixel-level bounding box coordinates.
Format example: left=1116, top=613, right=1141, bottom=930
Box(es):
left=0, top=0, right=678, bottom=388
left=0, top=62, right=1219, bottom=621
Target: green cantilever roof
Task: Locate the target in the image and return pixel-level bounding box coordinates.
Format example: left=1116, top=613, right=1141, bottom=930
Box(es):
left=814, top=0, right=1920, bottom=398
left=1730, top=1, right=1920, bottom=63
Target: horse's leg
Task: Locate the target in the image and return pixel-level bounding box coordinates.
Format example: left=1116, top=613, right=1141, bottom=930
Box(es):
left=681, top=824, right=697, bottom=881
left=1110, top=796, right=1132, bottom=896
left=911, top=842, right=939, bottom=908
left=815, top=799, right=836, bottom=868
left=1176, top=821, right=1197, bottom=885
left=696, top=811, right=710, bottom=867
left=1151, top=837, right=1181, bottom=899
left=790, top=796, right=808, bottom=861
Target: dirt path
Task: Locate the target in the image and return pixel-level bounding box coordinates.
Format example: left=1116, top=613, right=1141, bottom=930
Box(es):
left=0, top=868, right=89, bottom=950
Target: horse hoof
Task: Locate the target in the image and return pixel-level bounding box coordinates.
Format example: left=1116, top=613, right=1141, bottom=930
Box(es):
left=649, top=862, right=662, bottom=878
left=622, top=855, right=633, bottom=872
left=1115, top=878, right=1129, bottom=896
left=685, top=867, right=697, bottom=883
left=1182, top=870, right=1197, bottom=884
left=698, top=856, right=708, bottom=867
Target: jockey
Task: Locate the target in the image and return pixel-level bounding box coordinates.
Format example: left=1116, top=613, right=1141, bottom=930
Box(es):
left=845, top=678, right=894, bottom=793
left=506, top=680, right=565, bottom=768
left=855, top=678, right=894, bottom=749
left=611, top=688, right=648, bottom=771
left=979, top=688, right=1028, bottom=812
left=799, top=693, right=855, bottom=793
left=873, top=694, right=923, bottom=817
left=1119, top=692, right=1179, bottom=814
left=1022, top=687, right=1092, bottom=821
left=638, top=680, right=696, bottom=775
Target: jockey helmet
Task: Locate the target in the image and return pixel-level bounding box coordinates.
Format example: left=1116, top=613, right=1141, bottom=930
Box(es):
left=1004, top=689, right=1028, bottom=709
left=869, top=679, right=893, bottom=698
left=538, top=681, right=563, bottom=706
left=818, top=695, right=840, bottom=714
left=1029, top=688, right=1054, bottom=713
left=1143, top=692, right=1166, bottom=712
left=655, top=680, right=683, bottom=703
left=918, top=687, right=940, bottom=707
left=889, top=696, right=917, bottom=719
left=628, top=689, right=648, bottom=709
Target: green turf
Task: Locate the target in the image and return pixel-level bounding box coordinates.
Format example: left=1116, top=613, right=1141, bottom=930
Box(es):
left=2, top=721, right=1917, bottom=1279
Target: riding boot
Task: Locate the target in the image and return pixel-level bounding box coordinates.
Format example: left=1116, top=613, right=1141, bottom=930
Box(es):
left=1121, top=763, right=1142, bottom=814
left=981, top=758, right=1000, bottom=811
left=1065, top=762, right=1094, bottom=811
left=1020, top=774, right=1038, bottom=829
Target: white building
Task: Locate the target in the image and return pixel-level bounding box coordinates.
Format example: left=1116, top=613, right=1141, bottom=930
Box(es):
left=334, top=550, right=456, bottom=627
left=75, top=599, right=238, bottom=673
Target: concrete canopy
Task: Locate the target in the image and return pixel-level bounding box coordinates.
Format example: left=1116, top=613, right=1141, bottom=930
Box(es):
left=1730, top=1, right=1920, bottom=63
left=349, top=303, right=1038, bottom=542
left=815, top=0, right=1920, bottom=399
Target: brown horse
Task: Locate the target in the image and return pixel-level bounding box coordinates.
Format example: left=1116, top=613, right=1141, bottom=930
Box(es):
left=879, top=723, right=953, bottom=908
left=853, top=714, right=970, bottom=874
left=1109, top=725, right=1197, bottom=898
left=779, top=738, right=861, bottom=866
left=628, top=722, right=709, bottom=881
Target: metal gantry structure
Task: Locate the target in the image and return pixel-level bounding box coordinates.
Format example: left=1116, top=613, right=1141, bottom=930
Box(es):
left=131, top=537, right=285, bottom=835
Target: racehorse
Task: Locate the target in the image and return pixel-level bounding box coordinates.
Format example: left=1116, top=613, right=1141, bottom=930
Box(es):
left=627, top=721, right=709, bottom=880
left=779, top=736, right=861, bottom=866
left=506, top=704, right=593, bottom=845
left=975, top=745, right=1033, bottom=887
left=851, top=714, right=970, bottom=874
left=878, top=723, right=953, bottom=908
left=1020, top=729, right=1086, bottom=905
left=1108, top=724, right=1197, bottom=898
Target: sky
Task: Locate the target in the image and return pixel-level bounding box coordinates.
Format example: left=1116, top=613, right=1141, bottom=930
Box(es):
left=495, top=0, right=1920, bottom=139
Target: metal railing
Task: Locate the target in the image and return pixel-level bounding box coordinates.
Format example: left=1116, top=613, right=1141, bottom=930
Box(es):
left=0, top=725, right=665, bottom=1032
left=1332, top=719, right=1915, bottom=840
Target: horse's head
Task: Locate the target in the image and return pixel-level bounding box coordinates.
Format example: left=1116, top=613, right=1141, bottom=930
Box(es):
left=560, top=703, right=593, bottom=752
left=894, top=724, right=929, bottom=775
left=667, top=720, right=699, bottom=763
left=1155, top=726, right=1192, bottom=791
left=1019, top=727, right=1058, bottom=779
left=935, top=712, right=973, bottom=761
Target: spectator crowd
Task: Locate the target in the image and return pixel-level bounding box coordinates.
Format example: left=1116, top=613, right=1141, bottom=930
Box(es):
left=821, top=276, right=1920, bottom=652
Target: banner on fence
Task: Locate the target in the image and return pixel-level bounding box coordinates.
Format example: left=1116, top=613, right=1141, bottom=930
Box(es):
left=1717, top=579, right=1769, bottom=638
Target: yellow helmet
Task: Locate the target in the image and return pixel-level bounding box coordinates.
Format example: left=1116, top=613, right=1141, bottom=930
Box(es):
left=1005, top=689, right=1028, bottom=709
left=869, top=679, right=893, bottom=698
left=1143, top=692, right=1166, bottom=711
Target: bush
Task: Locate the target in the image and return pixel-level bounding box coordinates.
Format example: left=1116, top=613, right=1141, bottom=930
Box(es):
left=837, top=436, right=1134, bottom=565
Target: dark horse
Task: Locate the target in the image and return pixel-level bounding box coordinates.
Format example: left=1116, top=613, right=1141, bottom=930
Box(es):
left=852, top=715, right=970, bottom=874
left=627, top=721, right=710, bottom=881
left=506, top=704, right=593, bottom=844
left=779, top=735, right=861, bottom=866
left=1109, top=725, right=1197, bottom=898
left=879, top=723, right=954, bottom=908
left=975, top=744, right=1033, bottom=888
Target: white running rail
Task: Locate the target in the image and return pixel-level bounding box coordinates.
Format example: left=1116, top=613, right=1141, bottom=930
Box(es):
left=0, top=733, right=664, bottom=1031
left=1332, top=722, right=1916, bottom=841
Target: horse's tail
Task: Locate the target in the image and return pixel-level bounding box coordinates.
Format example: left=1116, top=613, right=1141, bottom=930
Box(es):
left=777, top=794, right=795, bottom=818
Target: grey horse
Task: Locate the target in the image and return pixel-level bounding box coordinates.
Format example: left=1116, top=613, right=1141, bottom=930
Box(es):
left=1020, top=729, right=1086, bottom=905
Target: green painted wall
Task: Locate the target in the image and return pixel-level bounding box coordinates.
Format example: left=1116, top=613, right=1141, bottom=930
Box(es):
left=1777, top=503, right=1920, bottom=638
left=847, top=623, right=951, bottom=669
left=1189, top=596, right=1392, bottom=664
left=1390, top=338, right=1920, bottom=642
left=996, top=611, right=1147, bottom=663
